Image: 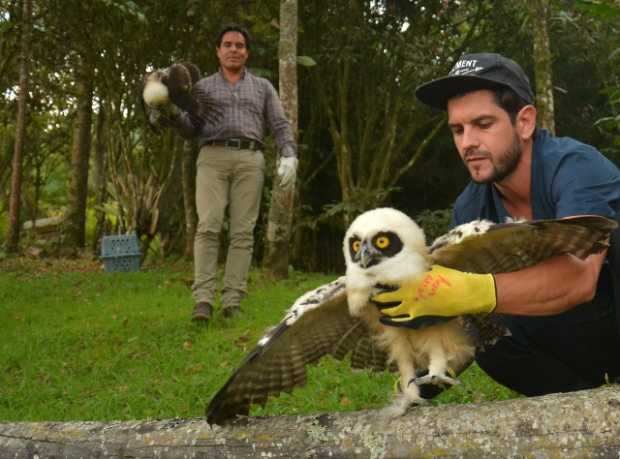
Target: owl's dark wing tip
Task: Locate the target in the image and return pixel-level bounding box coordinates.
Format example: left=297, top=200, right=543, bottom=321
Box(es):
left=204, top=278, right=380, bottom=425
left=206, top=401, right=244, bottom=425
left=204, top=318, right=294, bottom=425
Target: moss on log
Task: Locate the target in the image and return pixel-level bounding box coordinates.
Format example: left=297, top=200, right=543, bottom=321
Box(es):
left=1, top=386, right=620, bottom=458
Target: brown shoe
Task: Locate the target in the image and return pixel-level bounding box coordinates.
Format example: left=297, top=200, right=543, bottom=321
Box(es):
left=191, top=302, right=213, bottom=322
left=221, top=305, right=241, bottom=318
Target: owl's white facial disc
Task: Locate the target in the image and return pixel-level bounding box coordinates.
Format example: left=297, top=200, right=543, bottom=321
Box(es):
left=343, top=207, right=430, bottom=287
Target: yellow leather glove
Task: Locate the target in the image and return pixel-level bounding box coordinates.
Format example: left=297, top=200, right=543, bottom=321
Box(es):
left=372, top=265, right=497, bottom=329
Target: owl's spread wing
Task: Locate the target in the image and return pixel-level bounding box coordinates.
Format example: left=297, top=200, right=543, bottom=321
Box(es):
left=430, top=215, right=618, bottom=351
left=205, top=277, right=389, bottom=425
left=431, top=215, right=617, bottom=274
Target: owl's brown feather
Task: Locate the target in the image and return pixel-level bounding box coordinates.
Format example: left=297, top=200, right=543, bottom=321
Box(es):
left=431, top=215, right=616, bottom=273
left=142, top=61, right=221, bottom=129
left=206, top=279, right=389, bottom=425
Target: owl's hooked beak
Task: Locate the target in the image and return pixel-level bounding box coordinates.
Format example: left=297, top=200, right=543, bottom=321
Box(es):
left=357, top=240, right=382, bottom=269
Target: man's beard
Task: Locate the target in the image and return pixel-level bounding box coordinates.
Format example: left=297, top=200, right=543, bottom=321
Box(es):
left=465, top=134, right=522, bottom=185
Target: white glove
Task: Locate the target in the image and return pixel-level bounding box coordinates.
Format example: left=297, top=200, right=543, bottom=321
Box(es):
left=277, top=156, right=298, bottom=187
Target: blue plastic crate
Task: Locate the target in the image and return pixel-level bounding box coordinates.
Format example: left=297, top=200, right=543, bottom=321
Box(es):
left=101, top=233, right=141, bottom=272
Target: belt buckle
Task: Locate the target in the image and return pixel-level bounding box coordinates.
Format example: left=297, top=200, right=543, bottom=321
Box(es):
left=228, top=139, right=241, bottom=149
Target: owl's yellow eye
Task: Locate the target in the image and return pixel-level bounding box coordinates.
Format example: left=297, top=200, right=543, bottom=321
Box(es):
left=375, top=236, right=390, bottom=250
left=351, top=240, right=361, bottom=252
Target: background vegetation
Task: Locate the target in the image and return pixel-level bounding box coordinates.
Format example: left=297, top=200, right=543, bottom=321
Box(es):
left=0, top=0, right=618, bottom=271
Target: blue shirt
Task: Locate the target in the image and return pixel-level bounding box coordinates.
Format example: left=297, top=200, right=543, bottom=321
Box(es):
left=451, top=129, right=620, bottom=326
left=452, top=129, right=620, bottom=226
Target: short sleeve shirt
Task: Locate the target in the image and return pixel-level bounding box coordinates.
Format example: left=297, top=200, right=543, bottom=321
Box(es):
left=452, top=129, right=620, bottom=227
left=451, top=129, right=620, bottom=314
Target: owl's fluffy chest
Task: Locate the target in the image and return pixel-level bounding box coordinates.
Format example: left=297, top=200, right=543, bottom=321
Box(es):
left=345, top=254, right=428, bottom=317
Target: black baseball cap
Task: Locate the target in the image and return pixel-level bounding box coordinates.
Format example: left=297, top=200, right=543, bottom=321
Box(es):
left=415, top=52, right=535, bottom=110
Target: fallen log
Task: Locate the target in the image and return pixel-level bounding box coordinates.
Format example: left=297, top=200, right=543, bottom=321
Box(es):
left=1, top=385, right=620, bottom=458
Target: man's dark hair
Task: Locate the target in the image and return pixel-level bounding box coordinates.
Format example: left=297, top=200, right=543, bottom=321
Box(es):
left=217, top=24, right=251, bottom=50
left=491, top=86, right=531, bottom=124
left=452, top=86, right=531, bottom=125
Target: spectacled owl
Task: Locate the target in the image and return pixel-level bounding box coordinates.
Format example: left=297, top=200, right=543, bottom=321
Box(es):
left=206, top=209, right=617, bottom=424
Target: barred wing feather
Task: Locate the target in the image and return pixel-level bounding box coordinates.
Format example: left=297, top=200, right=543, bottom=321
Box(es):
left=431, top=215, right=617, bottom=274
left=431, top=215, right=617, bottom=352
left=206, top=277, right=388, bottom=425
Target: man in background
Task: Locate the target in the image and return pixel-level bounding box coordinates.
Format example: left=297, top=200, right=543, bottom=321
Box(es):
left=170, top=24, right=297, bottom=323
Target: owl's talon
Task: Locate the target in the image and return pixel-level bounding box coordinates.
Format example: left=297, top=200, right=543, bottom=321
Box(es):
left=407, top=377, right=441, bottom=394
left=415, top=373, right=460, bottom=387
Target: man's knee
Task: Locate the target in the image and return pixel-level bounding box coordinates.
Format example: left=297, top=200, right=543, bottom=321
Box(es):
left=196, top=218, right=223, bottom=239
left=228, top=230, right=254, bottom=249
left=476, top=337, right=595, bottom=396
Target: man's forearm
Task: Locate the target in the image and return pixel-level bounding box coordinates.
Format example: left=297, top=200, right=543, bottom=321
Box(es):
left=170, top=111, right=200, bottom=139
left=494, top=251, right=606, bottom=316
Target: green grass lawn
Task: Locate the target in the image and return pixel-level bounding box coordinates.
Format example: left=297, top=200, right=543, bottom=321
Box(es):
left=0, top=257, right=517, bottom=422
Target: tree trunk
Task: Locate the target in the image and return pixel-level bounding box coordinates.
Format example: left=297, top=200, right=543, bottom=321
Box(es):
left=263, top=0, right=298, bottom=279
left=182, top=139, right=197, bottom=259
left=5, top=0, right=32, bottom=253
left=91, top=102, right=107, bottom=252
left=63, top=57, right=94, bottom=249
left=529, top=0, right=555, bottom=134
left=0, top=125, right=12, bottom=212
left=31, top=158, right=41, bottom=226
left=155, top=135, right=186, bottom=258
left=1, top=386, right=620, bottom=458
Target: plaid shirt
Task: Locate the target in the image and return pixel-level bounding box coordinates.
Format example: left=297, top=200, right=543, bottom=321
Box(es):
left=175, top=69, right=296, bottom=158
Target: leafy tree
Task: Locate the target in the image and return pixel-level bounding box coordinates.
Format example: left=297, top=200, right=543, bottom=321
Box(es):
left=298, top=1, right=497, bottom=225
left=0, top=0, right=617, bottom=271
left=567, top=0, right=620, bottom=165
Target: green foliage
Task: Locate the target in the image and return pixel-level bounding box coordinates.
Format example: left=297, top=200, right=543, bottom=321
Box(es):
left=297, top=55, right=317, bottom=67
left=577, top=0, right=620, bottom=166
left=0, top=259, right=516, bottom=421
left=415, top=208, right=452, bottom=244
left=97, top=0, right=146, bottom=23
left=594, top=87, right=620, bottom=165
left=300, top=0, right=473, bottom=216
left=0, top=213, right=6, bottom=239
left=574, top=0, right=620, bottom=22
left=1, top=0, right=618, bottom=269
left=319, top=188, right=398, bottom=223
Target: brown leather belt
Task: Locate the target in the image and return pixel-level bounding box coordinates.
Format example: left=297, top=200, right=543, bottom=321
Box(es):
left=205, top=138, right=262, bottom=151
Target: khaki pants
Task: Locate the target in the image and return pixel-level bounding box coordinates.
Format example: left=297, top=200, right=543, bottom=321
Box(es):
left=192, top=145, right=265, bottom=308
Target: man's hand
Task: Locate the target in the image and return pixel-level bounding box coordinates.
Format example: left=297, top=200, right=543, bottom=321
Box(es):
left=277, top=156, right=298, bottom=187
left=372, top=265, right=497, bottom=328
left=145, top=101, right=182, bottom=129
